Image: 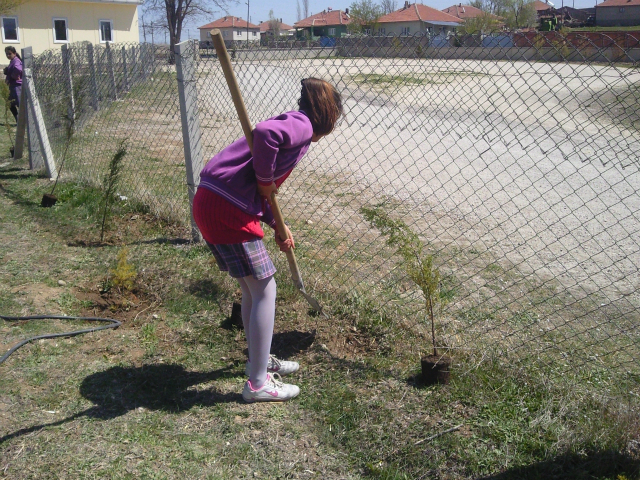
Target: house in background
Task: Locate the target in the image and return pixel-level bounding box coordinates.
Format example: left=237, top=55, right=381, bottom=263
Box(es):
left=378, top=2, right=461, bottom=36
left=198, top=16, right=261, bottom=45
left=596, top=0, right=640, bottom=26
left=441, top=3, right=504, bottom=29
left=442, top=3, right=487, bottom=20
left=259, top=19, right=294, bottom=40
left=533, top=0, right=554, bottom=17
left=294, top=8, right=352, bottom=39
left=1, top=0, right=141, bottom=55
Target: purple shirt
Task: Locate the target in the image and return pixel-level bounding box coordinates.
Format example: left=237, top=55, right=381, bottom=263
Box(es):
left=199, top=110, right=313, bottom=224
left=6, top=56, right=22, bottom=87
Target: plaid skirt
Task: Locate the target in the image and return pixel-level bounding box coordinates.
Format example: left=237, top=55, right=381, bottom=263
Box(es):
left=206, top=239, right=276, bottom=280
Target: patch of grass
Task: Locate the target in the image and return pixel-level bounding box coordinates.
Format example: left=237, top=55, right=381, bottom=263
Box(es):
left=1, top=167, right=638, bottom=480
left=351, top=71, right=486, bottom=89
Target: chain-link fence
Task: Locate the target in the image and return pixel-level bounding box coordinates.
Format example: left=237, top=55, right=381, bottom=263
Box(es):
left=28, top=41, right=187, bottom=223
left=24, top=33, right=639, bottom=403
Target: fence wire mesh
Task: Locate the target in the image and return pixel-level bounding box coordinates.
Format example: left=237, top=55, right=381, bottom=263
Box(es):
left=31, top=41, right=187, bottom=224
left=28, top=34, right=639, bottom=404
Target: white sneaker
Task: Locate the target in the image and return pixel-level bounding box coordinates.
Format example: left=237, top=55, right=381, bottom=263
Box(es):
left=245, top=355, right=299, bottom=377
left=242, top=373, right=300, bottom=403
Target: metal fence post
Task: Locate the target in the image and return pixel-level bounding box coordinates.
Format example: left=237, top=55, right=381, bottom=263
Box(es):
left=87, top=43, right=99, bottom=110
left=175, top=39, right=204, bottom=242
left=106, top=42, right=117, bottom=100
left=61, top=43, right=75, bottom=118
left=130, top=45, right=137, bottom=86
left=20, top=47, right=43, bottom=170
left=23, top=67, right=56, bottom=179
left=122, top=45, right=129, bottom=91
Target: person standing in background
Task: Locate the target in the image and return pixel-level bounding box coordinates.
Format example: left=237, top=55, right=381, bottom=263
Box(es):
left=4, top=46, right=22, bottom=123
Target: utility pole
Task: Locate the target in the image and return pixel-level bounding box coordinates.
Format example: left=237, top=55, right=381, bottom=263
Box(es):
left=247, top=0, right=250, bottom=47
left=142, top=16, right=147, bottom=43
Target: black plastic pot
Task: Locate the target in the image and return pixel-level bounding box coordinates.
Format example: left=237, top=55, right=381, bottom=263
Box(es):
left=231, top=302, right=243, bottom=329
left=421, top=355, right=452, bottom=385
left=41, top=193, right=58, bottom=208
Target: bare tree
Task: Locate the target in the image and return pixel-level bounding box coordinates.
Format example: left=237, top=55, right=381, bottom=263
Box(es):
left=380, top=0, right=398, bottom=14
left=268, top=9, right=281, bottom=37
left=302, top=0, right=310, bottom=18
left=297, top=0, right=302, bottom=21
left=144, top=0, right=229, bottom=59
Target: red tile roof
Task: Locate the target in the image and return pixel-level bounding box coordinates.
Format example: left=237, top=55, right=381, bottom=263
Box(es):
left=379, top=3, right=462, bottom=23
left=533, top=0, right=553, bottom=11
left=442, top=4, right=499, bottom=19
left=260, top=21, right=293, bottom=32
left=597, top=0, right=640, bottom=6
left=294, top=10, right=352, bottom=28
left=198, top=17, right=260, bottom=30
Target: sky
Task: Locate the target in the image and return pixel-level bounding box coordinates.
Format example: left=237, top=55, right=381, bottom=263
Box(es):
left=139, top=0, right=601, bottom=42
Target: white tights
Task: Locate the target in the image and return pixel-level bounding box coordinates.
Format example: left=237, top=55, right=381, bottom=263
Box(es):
left=237, top=275, right=276, bottom=388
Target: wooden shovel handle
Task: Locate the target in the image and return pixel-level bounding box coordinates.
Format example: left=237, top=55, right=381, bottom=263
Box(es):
left=209, top=29, right=306, bottom=291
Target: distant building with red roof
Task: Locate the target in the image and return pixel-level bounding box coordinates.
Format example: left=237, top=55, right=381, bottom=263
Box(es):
left=596, top=0, right=640, bottom=26
left=442, top=3, right=487, bottom=20
left=294, top=8, right=352, bottom=38
left=198, top=16, right=261, bottom=44
left=259, top=20, right=294, bottom=34
left=533, top=0, right=554, bottom=12
left=378, top=1, right=462, bottom=36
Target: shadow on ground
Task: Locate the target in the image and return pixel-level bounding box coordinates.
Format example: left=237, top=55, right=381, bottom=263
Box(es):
left=479, top=449, right=640, bottom=480
left=0, top=363, right=242, bottom=445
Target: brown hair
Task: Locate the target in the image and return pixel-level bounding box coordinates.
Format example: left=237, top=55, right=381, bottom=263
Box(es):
left=297, top=78, right=343, bottom=136
left=5, top=46, right=20, bottom=61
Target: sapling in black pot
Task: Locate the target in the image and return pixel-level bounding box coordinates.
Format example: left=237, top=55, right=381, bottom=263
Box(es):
left=362, top=205, right=451, bottom=385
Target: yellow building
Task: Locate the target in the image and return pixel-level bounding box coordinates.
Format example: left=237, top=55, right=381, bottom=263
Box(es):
left=1, top=0, right=142, bottom=55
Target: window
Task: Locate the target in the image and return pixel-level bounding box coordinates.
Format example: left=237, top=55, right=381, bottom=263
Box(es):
left=379, top=27, right=385, bottom=35
left=99, top=19, right=112, bottom=43
left=223, top=30, right=228, bottom=37
left=252, top=31, right=256, bottom=36
left=401, top=26, right=410, bottom=35
left=2, top=16, right=19, bottom=43
left=53, top=17, right=68, bottom=43
left=619, top=7, right=625, bottom=12
left=236, top=30, right=242, bottom=35
left=328, top=27, right=336, bottom=35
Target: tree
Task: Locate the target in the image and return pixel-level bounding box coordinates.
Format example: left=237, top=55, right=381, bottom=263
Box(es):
left=268, top=9, right=281, bottom=38
left=302, top=0, right=310, bottom=18
left=348, top=0, right=383, bottom=34
left=469, top=0, right=536, bottom=29
left=143, top=0, right=229, bottom=60
left=460, top=11, right=503, bottom=34
left=380, top=0, right=397, bottom=14
left=0, top=0, right=27, bottom=16
left=297, top=0, right=302, bottom=21
left=505, top=0, right=537, bottom=29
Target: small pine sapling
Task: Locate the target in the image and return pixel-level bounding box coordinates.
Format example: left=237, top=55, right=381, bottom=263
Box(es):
left=100, top=139, right=128, bottom=242
left=361, top=205, right=446, bottom=358
left=109, top=247, right=137, bottom=291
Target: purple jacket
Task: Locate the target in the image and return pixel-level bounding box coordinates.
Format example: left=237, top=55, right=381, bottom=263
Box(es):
left=199, top=110, right=313, bottom=225
left=6, top=56, right=22, bottom=87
